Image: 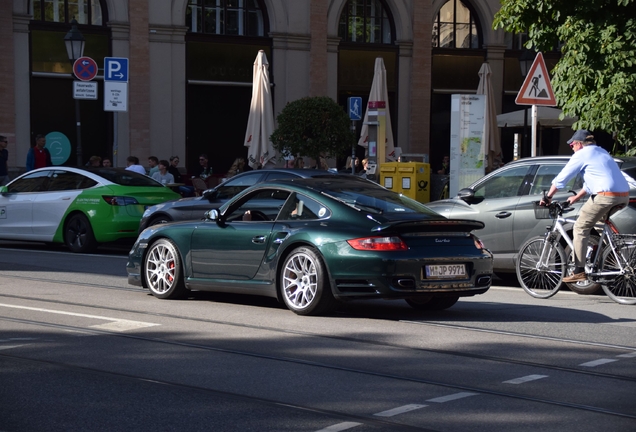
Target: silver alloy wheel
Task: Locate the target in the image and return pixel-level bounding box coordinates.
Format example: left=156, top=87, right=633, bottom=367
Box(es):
left=145, top=241, right=178, bottom=295
left=282, top=251, right=318, bottom=310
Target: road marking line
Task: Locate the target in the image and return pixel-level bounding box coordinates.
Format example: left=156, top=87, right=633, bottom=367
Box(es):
left=617, top=352, right=636, bottom=358
left=426, top=392, right=479, bottom=403
left=315, top=422, right=362, bottom=432
left=0, top=303, right=159, bottom=332
left=503, top=374, right=548, bottom=384
left=373, top=404, right=427, bottom=417
left=0, top=345, right=27, bottom=350
left=579, top=359, right=618, bottom=367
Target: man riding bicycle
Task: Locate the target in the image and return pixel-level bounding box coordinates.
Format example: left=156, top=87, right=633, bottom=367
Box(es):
left=539, top=130, right=629, bottom=283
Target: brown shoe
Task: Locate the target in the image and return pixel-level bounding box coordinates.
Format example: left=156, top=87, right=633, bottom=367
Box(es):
left=563, top=272, right=587, bottom=283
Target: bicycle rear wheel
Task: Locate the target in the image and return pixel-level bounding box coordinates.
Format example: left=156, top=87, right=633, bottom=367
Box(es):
left=600, top=241, right=636, bottom=305
left=516, top=237, right=566, bottom=299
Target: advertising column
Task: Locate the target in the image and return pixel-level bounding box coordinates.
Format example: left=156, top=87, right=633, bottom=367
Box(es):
left=449, top=94, right=486, bottom=197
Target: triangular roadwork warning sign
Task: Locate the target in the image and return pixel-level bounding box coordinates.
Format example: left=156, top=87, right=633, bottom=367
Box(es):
left=516, top=52, right=557, bottom=106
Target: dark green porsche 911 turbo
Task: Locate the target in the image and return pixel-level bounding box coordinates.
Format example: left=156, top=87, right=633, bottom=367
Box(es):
left=127, top=175, right=493, bottom=315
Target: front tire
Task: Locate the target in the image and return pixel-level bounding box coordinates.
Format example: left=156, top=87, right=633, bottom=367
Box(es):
left=64, top=214, right=97, bottom=253
left=280, top=246, right=337, bottom=316
left=144, top=239, right=187, bottom=299
left=516, top=236, right=565, bottom=299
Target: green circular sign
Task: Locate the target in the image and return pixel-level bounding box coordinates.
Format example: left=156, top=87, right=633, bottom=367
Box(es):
left=46, top=131, right=71, bottom=165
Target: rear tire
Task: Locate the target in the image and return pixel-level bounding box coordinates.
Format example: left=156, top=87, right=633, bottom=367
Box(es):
left=406, top=296, right=459, bottom=310
left=64, top=214, right=97, bottom=253
left=600, top=244, right=636, bottom=305
left=144, top=239, right=187, bottom=299
left=516, top=236, right=565, bottom=299
left=280, top=246, right=337, bottom=316
left=564, top=235, right=602, bottom=295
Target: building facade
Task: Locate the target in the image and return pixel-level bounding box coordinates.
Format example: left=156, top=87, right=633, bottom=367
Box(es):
left=1, top=0, right=549, bottom=176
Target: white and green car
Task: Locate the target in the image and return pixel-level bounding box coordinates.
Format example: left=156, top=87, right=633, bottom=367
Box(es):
left=0, top=167, right=180, bottom=253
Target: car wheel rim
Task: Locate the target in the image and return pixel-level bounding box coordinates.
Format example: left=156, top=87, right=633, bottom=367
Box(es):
left=283, top=252, right=317, bottom=309
left=68, top=219, right=86, bottom=248
left=146, top=243, right=176, bottom=294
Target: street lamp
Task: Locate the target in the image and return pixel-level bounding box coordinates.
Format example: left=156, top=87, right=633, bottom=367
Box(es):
left=519, top=49, right=535, bottom=157
left=64, top=19, right=85, bottom=166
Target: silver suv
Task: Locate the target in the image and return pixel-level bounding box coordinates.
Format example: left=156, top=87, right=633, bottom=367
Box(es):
left=425, top=156, right=636, bottom=279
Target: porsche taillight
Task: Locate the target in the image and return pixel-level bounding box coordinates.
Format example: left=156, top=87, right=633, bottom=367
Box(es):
left=347, top=236, right=408, bottom=251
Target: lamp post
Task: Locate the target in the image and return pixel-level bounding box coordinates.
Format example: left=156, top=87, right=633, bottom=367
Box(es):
left=64, top=19, right=86, bottom=167
left=519, top=49, right=534, bottom=157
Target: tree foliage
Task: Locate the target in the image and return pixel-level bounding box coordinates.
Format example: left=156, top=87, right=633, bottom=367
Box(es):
left=271, top=96, right=355, bottom=165
left=494, top=1, right=636, bottom=153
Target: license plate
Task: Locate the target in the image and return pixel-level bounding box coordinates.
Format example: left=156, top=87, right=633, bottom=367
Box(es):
left=425, top=264, right=466, bottom=279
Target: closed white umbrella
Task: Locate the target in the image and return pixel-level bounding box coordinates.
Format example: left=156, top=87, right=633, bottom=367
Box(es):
left=358, top=57, right=395, bottom=160
left=477, top=63, right=502, bottom=172
left=244, top=50, right=276, bottom=169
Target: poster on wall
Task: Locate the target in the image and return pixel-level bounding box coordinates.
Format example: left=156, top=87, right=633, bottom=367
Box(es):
left=449, top=94, right=486, bottom=197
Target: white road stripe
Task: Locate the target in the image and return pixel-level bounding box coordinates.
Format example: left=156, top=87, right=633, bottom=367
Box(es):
left=426, top=392, right=479, bottom=403
left=315, top=422, right=362, bottom=432
left=0, top=303, right=159, bottom=332
left=503, top=374, right=548, bottom=384
left=617, top=352, right=636, bottom=358
left=579, top=359, right=618, bottom=367
left=0, top=345, right=27, bottom=350
left=373, top=404, right=427, bottom=417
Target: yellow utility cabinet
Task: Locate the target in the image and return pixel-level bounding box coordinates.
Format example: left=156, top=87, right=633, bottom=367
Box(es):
left=379, top=162, right=431, bottom=203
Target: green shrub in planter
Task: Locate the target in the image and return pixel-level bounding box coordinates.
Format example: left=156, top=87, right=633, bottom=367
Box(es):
left=271, top=96, right=355, bottom=166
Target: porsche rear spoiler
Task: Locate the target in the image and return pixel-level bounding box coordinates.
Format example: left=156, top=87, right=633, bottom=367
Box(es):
left=372, top=219, right=485, bottom=233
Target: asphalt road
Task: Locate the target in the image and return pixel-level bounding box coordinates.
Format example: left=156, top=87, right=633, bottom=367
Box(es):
left=0, top=242, right=635, bottom=431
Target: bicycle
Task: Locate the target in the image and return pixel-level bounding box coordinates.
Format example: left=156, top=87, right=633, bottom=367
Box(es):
left=515, top=195, right=636, bottom=305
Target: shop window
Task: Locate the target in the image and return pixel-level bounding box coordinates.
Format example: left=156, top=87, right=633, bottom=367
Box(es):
left=432, top=0, right=481, bottom=49
left=30, top=0, right=105, bottom=26
left=187, top=0, right=266, bottom=36
left=338, top=0, right=393, bottom=44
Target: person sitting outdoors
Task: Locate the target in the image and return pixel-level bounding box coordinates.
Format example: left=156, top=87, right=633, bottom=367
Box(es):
left=148, top=156, right=159, bottom=177
left=102, top=157, right=112, bottom=167
left=339, top=156, right=359, bottom=174
left=151, top=159, right=174, bottom=185
left=226, top=157, right=246, bottom=179
left=194, top=153, right=212, bottom=179
left=125, top=156, right=147, bottom=175
left=293, top=157, right=305, bottom=169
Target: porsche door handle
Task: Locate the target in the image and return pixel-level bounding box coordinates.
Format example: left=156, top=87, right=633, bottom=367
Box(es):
left=495, top=212, right=512, bottom=219
left=252, top=236, right=266, bottom=244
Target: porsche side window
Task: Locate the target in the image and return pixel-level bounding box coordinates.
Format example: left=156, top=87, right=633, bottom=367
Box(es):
left=529, top=164, right=579, bottom=195
left=278, top=193, right=330, bottom=221
left=473, top=166, right=531, bottom=199
left=226, top=189, right=290, bottom=222
left=7, top=171, right=50, bottom=193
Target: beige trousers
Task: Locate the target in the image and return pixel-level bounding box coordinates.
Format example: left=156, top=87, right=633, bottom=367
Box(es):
left=573, top=194, right=629, bottom=268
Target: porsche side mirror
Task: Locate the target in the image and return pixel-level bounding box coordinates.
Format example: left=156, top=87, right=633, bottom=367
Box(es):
left=457, top=188, right=476, bottom=202
left=205, top=209, right=220, bottom=222
left=0, top=186, right=7, bottom=194
left=203, top=189, right=218, bottom=201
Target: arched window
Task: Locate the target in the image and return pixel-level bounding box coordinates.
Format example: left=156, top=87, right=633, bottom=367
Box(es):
left=432, top=0, right=480, bottom=49
left=186, top=0, right=266, bottom=36
left=338, top=0, right=393, bottom=44
left=30, top=0, right=105, bottom=26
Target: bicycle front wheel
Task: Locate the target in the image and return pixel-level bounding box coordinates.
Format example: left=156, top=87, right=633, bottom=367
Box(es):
left=516, top=236, right=566, bottom=299
left=600, top=242, right=636, bottom=305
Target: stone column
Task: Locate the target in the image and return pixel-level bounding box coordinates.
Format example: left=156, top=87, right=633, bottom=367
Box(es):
left=10, top=13, right=32, bottom=170
left=409, top=2, right=432, bottom=157
left=309, top=0, right=328, bottom=97
left=129, top=0, right=151, bottom=161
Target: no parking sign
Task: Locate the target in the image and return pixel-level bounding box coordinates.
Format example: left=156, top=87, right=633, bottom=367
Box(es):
left=73, top=57, right=98, bottom=81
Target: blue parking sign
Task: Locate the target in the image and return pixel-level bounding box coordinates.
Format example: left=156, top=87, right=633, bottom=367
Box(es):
left=104, top=57, right=129, bottom=82
left=348, top=97, right=362, bottom=121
